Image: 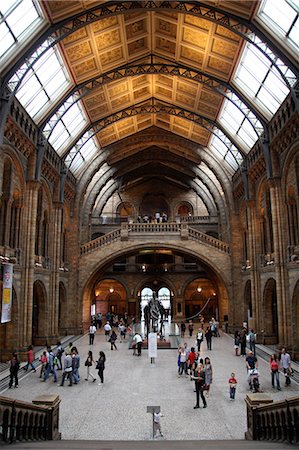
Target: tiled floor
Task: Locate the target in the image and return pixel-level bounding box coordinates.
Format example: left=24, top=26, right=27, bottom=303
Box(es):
left=2, top=330, right=298, bottom=441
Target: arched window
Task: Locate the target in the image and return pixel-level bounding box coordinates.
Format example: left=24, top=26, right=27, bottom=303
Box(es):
left=287, top=187, right=299, bottom=246
left=0, top=160, right=12, bottom=246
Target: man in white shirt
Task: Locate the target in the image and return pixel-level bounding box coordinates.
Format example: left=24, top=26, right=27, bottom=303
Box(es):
left=133, top=332, right=142, bottom=356
left=280, top=348, right=292, bottom=386
left=89, top=323, right=96, bottom=345
left=104, top=322, right=112, bottom=341
left=153, top=411, right=164, bottom=438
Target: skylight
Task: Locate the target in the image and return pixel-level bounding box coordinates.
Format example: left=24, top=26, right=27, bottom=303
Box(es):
left=209, top=131, right=243, bottom=172
left=11, top=47, right=70, bottom=119
left=48, top=102, right=88, bottom=155
left=233, top=43, right=291, bottom=118
left=0, top=0, right=42, bottom=61
left=218, top=99, right=259, bottom=152
left=258, top=0, right=299, bottom=54
left=64, top=130, right=100, bottom=175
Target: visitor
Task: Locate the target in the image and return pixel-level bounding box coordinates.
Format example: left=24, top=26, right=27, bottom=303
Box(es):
left=246, top=350, right=258, bottom=371
left=39, top=351, right=48, bottom=378
left=59, top=353, right=73, bottom=386
left=71, top=346, right=80, bottom=384
left=187, top=347, right=197, bottom=378
left=280, top=347, right=292, bottom=386
left=96, top=351, right=106, bottom=384
left=84, top=350, right=96, bottom=382
left=270, top=353, right=281, bottom=390
left=192, top=362, right=207, bottom=409
left=133, top=332, right=142, bottom=356
left=180, top=321, right=186, bottom=338
left=234, top=330, right=240, bottom=356
left=89, top=322, right=97, bottom=345
left=23, top=345, right=36, bottom=372
left=8, top=353, right=20, bottom=389
left=104, top=321, right=112, bottom=341
left=119, top=322, right=126, bottom=342
left=228, top=372, right=237, bottom=400
left=247, top=329, right=256, bottom=356
left=43, top=347, right=57, bottom=383
left=205, top=326, right=212, bottom=350
left=196, top=328, right=204, bottom=352
left=96, top=312, right=102, bottom=329
left=153, top=410, right=164, bottom=438
left=65, top=341, right=73, bottom=355
left=56, top=341, right=64, bottom=370
left=109, top=330, right=118, bottom=350
left=178, top=346, right=187, bottom=377
left=204, top=356, right=213, bottom=398
left=239, top=328, right=247, bottom=356
left=188, top=320, right=194, bottom=337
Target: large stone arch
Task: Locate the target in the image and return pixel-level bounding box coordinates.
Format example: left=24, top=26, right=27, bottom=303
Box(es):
left=79, top=239, right=231, bottom=330
left=263, top=278, right=278, bottom=345
left=58, top=281, right=67, bottom=334
left=32, top=280, right=48, bottom=346
left=292, top=279, right=299, bottom=358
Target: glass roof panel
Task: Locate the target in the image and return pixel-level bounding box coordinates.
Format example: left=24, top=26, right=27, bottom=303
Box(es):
left=69, top=136, right=99, bottom=176
left=49, top=102, right=88, bottom=154
left=209, top=132, right=241, bottom=172
left=233, top=43, right=293, bottom=118
left=14, top=46, right=71, bottom=120
left=0, top=0, right=42, bottom=60
left=218, top=99, right=259, bottom=152
left=258, top=0, right=299, bottom=53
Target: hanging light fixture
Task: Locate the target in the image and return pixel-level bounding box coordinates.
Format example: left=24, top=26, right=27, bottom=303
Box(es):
left=197, top=287, right=202, bottom=293
left=109, top=287, right=114, bottom=294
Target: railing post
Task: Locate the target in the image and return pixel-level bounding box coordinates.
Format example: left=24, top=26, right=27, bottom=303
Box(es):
left=120, top=223, right=129, bottom=241
left=32, top=395, right=61, bottom=441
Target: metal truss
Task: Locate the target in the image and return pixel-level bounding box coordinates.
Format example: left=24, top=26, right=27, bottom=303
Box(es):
left=41, top=60, right=266, bottom=142
left=2, top=1, right=298, bottom=97
left=64, top=98, right=244, bottom=172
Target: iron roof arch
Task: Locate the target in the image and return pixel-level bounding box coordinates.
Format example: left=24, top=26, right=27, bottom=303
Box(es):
left=2, top=0, right=298, bottom=97
left=40, top=58, right=267, bottom=142
left=62, top=98, right=244, bottom=173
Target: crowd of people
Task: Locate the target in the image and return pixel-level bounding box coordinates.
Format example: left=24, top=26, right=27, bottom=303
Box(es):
left=7, top=314, right=295, bottom=417
left=175, top=319, right=294, bottom=410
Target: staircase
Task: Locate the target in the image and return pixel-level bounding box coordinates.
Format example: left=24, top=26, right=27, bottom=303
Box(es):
left=80, top=223, right=230, bottom=256
left=3, top=440, right=295, bottom=449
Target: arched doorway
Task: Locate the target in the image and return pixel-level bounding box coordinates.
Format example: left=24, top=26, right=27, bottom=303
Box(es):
left=177, top=202, right=193, bottom=216
left=263, top=278, right=278, bottom=344
left=184, top=278, right=218, bottom=321
left=244, top=280, right=252, bottom=326
left=139, top=286, right=171, bottom=321
left=32, top=280, right=47, bottom=345
left=58, top=282, right=67, bottom=333
left=94, top=279, right=127, bottom=318
left=293, top=279, right=299, bottom=356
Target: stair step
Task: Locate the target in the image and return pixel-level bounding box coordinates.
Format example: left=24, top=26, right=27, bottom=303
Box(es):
left=5, top=440, right=294, bottom=450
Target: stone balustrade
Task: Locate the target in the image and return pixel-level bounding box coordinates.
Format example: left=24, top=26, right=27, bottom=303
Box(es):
left=81, top=223, right=230, bottom=255
left=245, top=394, right=299, bottom=444
left=0, top=394, right=61, bottom=443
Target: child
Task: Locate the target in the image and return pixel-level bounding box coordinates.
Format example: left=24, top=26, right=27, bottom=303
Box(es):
left=153, top=411, right=164, bottom=438
left=228, top=372, right=237, bottom=400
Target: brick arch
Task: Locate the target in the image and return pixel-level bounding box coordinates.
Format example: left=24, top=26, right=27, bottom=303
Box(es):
left=79, top=239, right=231, bottom=329
left=32, top=280, right=48, bottom=345
left=292, top=279, right=299, bottom=354
left=263, top=278, right=278, bottom=344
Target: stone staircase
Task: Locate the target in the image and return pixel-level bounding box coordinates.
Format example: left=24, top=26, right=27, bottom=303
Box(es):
left=4, top=440, right=295, bottom=449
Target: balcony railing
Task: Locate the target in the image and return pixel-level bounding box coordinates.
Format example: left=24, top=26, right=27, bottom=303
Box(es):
left=81, top=223, right=230, bottom=255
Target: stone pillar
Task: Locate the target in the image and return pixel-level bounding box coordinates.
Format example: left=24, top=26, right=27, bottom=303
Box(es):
left=20, top=180, right=39, bottom=348
left=268, top=178, right=289, bottom=345
left=49, top=203, right=63, bottom=339
left=229, top=212, right=244, bottom=327
left=246, top=200, right=262, bottom=332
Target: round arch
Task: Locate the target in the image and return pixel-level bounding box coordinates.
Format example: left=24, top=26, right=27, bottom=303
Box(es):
left=58, top=281, right=67, bottom=334
left=263, top=278, right=278, bottom=344
left=80, top=243, right=230, bottom=330
left=292, top=279, right=299, bottom=356
left=32, top=280, right=48, bottom=345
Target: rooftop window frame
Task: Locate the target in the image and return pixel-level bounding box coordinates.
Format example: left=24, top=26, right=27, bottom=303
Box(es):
left=64, top=98, right=245, bottom=175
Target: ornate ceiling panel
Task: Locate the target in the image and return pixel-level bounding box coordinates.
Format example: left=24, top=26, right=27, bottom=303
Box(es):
left=51, top=3, right=245, bottom=153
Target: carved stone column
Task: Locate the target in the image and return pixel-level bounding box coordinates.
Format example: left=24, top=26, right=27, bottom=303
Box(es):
left=20, top=180, right=39, bottom=348
left=247, top=200, right=262, bottom=332
left=268, top=177, right=289, bottom=345
left=49, top=203, right=63, bottom=339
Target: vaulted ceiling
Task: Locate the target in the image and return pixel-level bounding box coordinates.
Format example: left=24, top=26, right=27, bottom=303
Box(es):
left=3, top=1, right=298, bottom=218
